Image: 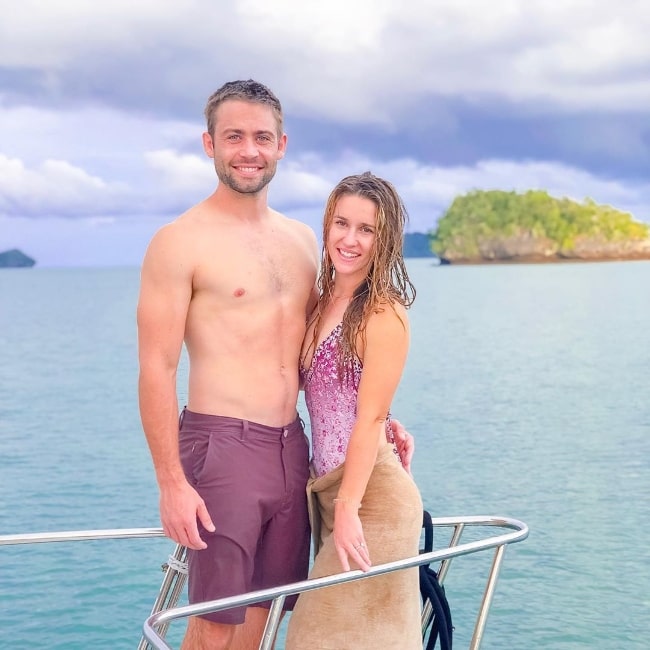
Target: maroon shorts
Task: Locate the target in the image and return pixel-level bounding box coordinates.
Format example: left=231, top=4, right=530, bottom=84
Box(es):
left=179, top=409, right=311, bottom=625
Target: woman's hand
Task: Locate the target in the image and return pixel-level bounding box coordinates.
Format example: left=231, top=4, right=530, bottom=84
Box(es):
left=333, top=501, right=372, bottom=572
left=391, top=418, right=414, bottom=475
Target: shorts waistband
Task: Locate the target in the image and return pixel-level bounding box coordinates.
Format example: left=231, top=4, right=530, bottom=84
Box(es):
left=180, top=407, right=303, bottom=436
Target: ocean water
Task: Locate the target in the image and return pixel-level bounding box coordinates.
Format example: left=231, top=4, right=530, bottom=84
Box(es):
left=0, top=260, right=648, bottom=649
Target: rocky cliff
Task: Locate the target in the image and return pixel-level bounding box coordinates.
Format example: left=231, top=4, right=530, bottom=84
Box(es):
left=439, top=230, right=650, bottom=263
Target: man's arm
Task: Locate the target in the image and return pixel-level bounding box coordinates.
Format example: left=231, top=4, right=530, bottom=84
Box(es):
left=391, top=419, right=414, bottom=475
left=137, top=223, right=215, bottom=549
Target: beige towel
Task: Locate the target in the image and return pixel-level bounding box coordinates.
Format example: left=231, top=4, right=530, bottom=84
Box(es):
left=286, top=445, right=423, bottom=650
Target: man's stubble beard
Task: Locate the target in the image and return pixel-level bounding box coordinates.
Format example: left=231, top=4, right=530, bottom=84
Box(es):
left=216, top=162, right=277, bottom=196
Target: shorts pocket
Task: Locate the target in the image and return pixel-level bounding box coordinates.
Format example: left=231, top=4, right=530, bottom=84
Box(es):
left=179, top=430, right=212, bottom=486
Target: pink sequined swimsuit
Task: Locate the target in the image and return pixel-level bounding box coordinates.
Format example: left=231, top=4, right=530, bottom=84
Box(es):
left=301, top=323, right=394, bottom=477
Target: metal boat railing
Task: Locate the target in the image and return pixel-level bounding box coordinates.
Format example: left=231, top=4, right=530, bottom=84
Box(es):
left=0, top=527, right=184, bottom=649
left=0, top=515, right=529, bottom=650
left=0, top=527, right=165, bottom=545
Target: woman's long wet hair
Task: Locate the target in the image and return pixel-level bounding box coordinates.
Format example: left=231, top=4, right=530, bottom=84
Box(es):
left=309, top=171, right=416, bottom=365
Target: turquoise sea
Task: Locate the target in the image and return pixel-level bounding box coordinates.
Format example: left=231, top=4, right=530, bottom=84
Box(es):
left=1, top=260, right=649, bottom=649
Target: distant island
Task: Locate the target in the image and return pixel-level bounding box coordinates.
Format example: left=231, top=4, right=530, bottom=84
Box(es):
left=0, top=249, right=37, bottom=268
left=404, top=232, right=435, bottom=258
left=430, top=190, right=650, bottom=264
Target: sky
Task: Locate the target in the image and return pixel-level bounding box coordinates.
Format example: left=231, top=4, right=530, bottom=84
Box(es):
left=1, top=0, right=649, bottom=267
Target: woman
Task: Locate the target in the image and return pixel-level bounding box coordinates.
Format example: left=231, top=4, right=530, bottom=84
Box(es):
left=285, top=172, right=423, bottom=649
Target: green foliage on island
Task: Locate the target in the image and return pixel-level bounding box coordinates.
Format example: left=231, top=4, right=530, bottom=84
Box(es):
left=431, top=190, right=649, bottom=262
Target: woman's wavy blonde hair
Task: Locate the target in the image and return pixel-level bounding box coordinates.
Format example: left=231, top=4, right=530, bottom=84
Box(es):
left=310, top=171, right=416, bottom=364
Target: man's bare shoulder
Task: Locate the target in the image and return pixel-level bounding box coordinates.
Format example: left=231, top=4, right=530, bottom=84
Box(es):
left=141, top=203, right=212, bottom=275
left=271, top=209, right=313, bottom=235
left=146, top=200, right=215, bottom=249
left=271, top=209, right=319, bottom=256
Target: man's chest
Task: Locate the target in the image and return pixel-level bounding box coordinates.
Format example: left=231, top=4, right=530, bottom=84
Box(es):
left=194, top=233, right=315, bottom=303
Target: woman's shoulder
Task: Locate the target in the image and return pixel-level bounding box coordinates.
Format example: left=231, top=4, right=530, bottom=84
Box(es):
left=359, top=299, right=410, bottom=365
left=366, top=299, right=409, bottom=336
left=370, top=297, right=409, bottom=320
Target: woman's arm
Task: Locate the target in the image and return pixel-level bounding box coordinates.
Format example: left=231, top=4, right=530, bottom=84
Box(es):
left=333, top=303, right=410, bottom=571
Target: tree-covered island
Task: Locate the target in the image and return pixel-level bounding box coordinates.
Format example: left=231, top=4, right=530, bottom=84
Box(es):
left=431, top=190, right=650, bottom=264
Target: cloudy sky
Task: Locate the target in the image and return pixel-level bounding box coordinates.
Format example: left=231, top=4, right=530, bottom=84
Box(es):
left=1, top=0, right=649, bottom=266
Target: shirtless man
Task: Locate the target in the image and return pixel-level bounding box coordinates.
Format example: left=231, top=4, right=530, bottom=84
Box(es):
left=138, top=80, right=413, bottom=650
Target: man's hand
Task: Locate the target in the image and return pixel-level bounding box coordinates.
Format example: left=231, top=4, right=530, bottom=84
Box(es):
left=159, top=481, right=215, bottom=550
left=391, top=418, right=414, bottom=475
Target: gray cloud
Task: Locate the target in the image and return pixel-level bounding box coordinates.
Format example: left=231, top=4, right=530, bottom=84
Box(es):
left=2, top=1, right=649, bottom=118
left=1, top=0, right=650, bottom=265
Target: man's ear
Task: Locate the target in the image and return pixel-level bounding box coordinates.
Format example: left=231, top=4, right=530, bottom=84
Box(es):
left=202, top=132, right=214, bottom=158
left=277, top=133, right=288, bottom=159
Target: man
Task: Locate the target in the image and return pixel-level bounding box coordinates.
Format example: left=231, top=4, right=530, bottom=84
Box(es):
left=138, top=80, right=413, bottom=650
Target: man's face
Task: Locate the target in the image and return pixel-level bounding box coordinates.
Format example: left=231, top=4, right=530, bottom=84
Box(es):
left=203, top=100, right=287, bottom=195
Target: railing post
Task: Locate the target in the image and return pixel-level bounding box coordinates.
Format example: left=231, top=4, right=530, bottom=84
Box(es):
left=259, top=597, right=286, bottom=650
left=137, top=544, right=188, bottom=650
left=469, top=544, right=507, bottom=650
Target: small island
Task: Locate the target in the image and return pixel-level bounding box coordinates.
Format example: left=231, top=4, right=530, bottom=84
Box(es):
left=431, top=190, right=650, bottom=264
left=404, top=232, right=436, bottom=258
left=0, top=249, right=37, bottom=268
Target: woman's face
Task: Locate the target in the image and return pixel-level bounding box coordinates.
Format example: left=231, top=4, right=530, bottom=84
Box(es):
left=327, top=194, right=377, bottom=283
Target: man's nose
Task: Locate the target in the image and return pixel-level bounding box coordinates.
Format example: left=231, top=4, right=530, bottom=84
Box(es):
left=240, top=137, right=259, bottom=158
